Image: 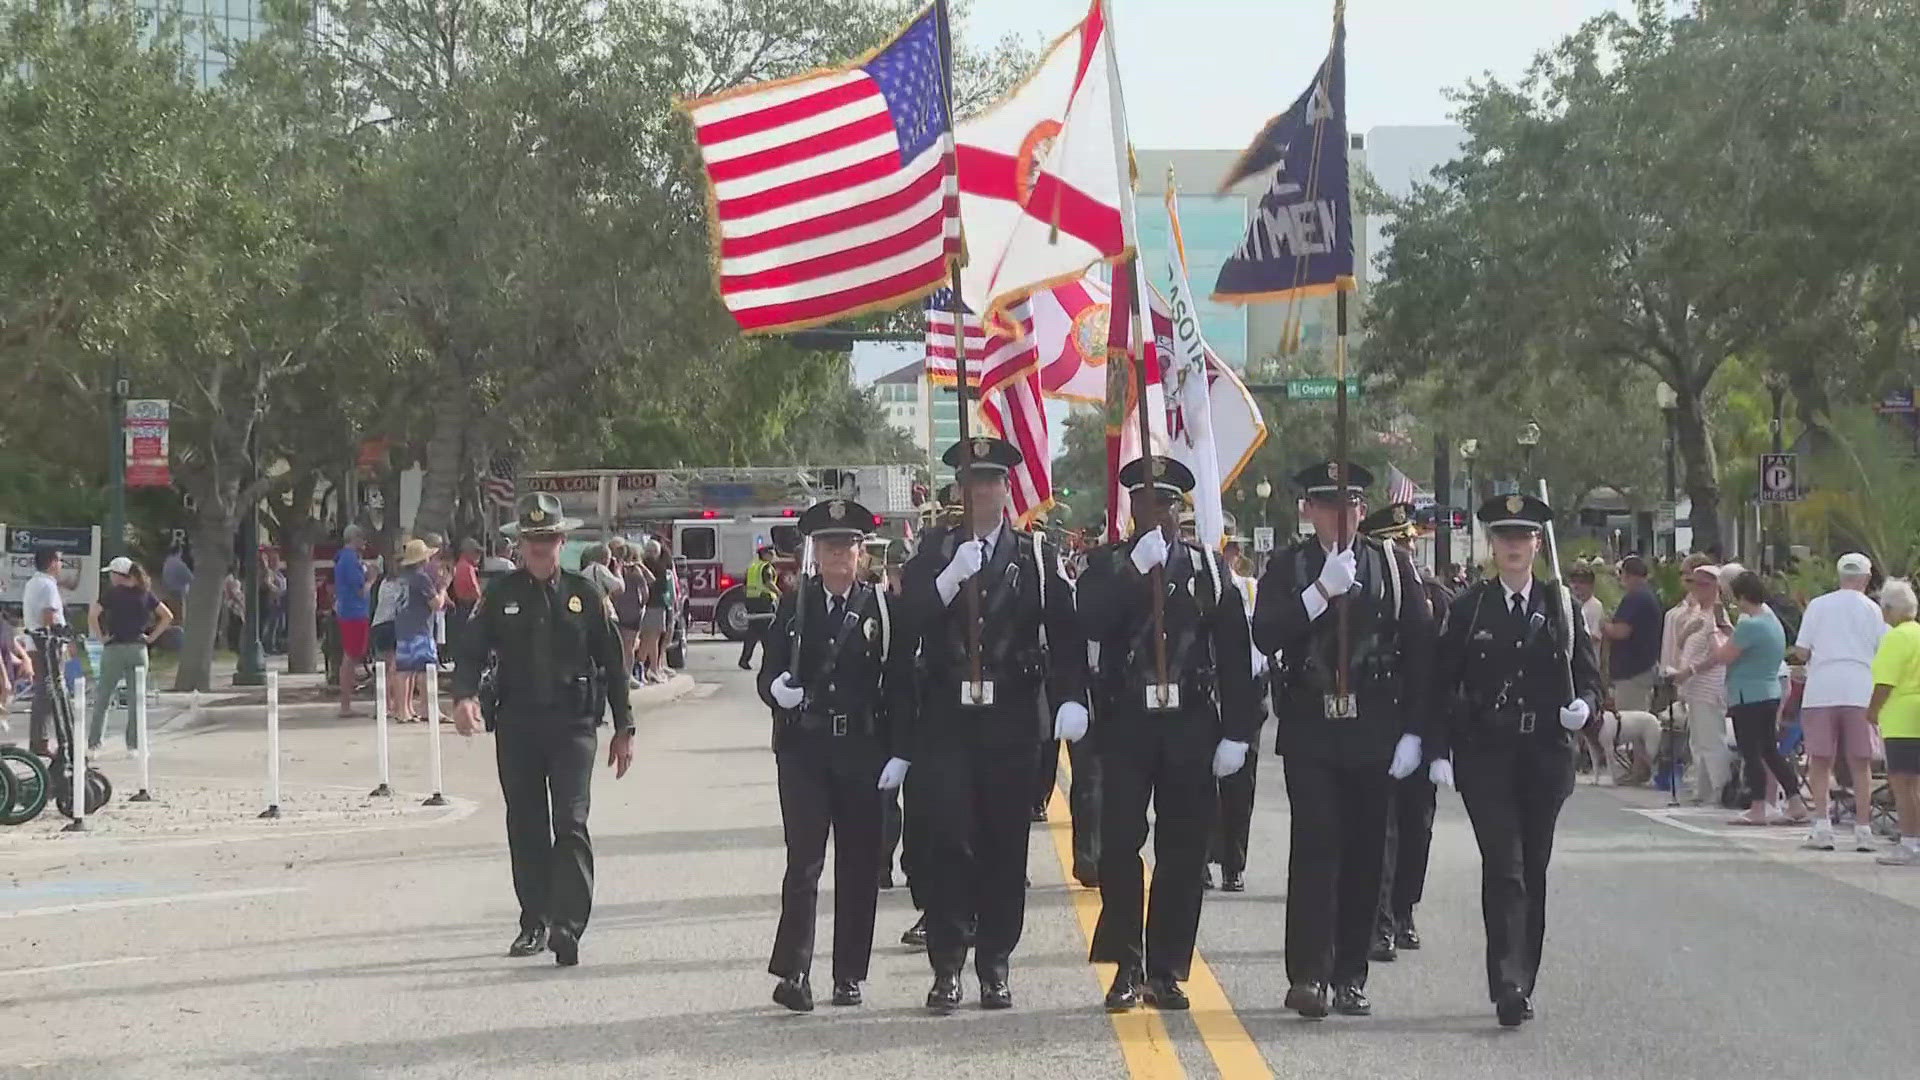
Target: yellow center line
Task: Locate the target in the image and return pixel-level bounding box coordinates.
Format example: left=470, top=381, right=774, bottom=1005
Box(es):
left=1047, top=744, right=1274, bottom=1080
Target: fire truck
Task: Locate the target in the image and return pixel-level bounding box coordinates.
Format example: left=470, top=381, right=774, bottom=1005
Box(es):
left=523, top=466, right=920, bottom=640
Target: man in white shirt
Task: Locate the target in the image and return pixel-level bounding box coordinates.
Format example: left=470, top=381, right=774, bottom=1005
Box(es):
left=1793, top=553, right=1888, bottom=851
left=21, top=547, right=68, bottom=755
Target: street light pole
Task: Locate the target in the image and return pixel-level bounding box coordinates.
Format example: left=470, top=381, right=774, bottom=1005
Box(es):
left=1766, top=372, right=1788, bottom=574
left=106, top=360, right=127, bottom=565
left=234, top=423, right=267, bottom=687
left=1656, top=382, right=1678, bottom=558
left=1517, top=420, right=1541, bottom=488
left=1459, top=439, right=1479, bottom=570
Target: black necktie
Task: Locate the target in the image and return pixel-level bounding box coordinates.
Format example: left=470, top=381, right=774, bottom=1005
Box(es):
left=1511, top=593, right=1525, bottom=620
left=829, top=595, right=846, bottom=624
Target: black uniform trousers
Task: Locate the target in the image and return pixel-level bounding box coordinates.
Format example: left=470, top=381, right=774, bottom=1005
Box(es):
left=1210, top=734, right=1260, bottom=876
left=1453, top=736, right=1575, bottom=1000
left=1282, top=754, right=1393, bottom=989
left=918, top=738, right=1037, bottom=982
left=769, top=731, right=885, bottom=982
left=1068, top=734, right=1102, bottom=878
left=1378, top=771, right=1437, bottom=933
left=738, top=598, right=775, bottom=667
left=882, top=776, right=934, bottom=910
left=1091, top=715, right=1216, bottom=980
left=494, top=718, right=598, bottom=938
left=1033, top=739, right=1061, bottom=812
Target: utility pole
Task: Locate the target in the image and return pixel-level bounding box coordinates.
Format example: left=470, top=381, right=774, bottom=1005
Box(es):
left=1433, top=431, right=1451, bottom=574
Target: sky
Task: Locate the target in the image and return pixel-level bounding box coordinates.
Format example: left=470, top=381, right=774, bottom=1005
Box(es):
left=960, top=0, right=1635, bottom=147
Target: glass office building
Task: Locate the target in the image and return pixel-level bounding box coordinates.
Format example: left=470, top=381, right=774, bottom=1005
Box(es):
left=1133, top=192, right=1251, bottom=369
left=141, top=0, right=279, bottom=84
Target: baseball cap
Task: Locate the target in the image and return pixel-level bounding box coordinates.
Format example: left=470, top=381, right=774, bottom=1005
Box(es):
left=107, top=556, right=135, bottom=576
left=1838, top=552, right=1873, bottom=576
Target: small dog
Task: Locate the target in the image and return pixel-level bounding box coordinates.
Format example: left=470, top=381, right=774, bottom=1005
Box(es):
left=1582, top=709, right=1663, bottom=785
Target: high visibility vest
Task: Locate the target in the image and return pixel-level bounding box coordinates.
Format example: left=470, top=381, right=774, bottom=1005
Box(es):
left=746, top=558, right=778, bottom=599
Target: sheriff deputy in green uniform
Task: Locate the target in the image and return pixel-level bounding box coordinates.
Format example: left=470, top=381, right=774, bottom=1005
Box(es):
left=453, top=492, right=635, bottom=967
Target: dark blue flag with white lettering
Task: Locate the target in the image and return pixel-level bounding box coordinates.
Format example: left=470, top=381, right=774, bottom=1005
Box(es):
left=1211, top=14, right=1352, bottom=304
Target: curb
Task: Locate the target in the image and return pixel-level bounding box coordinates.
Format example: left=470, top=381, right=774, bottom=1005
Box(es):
left=161, top=673, right=700, bottom=735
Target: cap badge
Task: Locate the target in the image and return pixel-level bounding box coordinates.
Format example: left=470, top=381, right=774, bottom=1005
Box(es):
left=1327, top=462, right=1339, bottom=480
left=827, top=500, right=846, bottom=521
left=1393, top=506, right=1408, bottom=524
left=529, top=508, right=546, bottom=523
left=1506, top=495, right=1524, bottom=514
left=973, top=438, right=991, bottom=459
left=1151, top=458, right=1166, bottom=478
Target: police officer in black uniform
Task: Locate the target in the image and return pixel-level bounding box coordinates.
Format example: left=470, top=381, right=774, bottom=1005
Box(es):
left=452, top=492, right=634, bottom=967
left=902, top=437, right=1086, bottom=1013
left=759, top=499, right=915, bottom=1012
left=1079, top=456, right=1258, bottom=1012
left=1356, top=502, right=1440, bottom=963
left=1426, top=493, right=1599, bottom=1027
left=1253, top=463, right=1434, bottom=1018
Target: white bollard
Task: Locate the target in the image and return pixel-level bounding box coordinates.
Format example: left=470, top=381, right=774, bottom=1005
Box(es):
left=422, top=670, right=446, bottom=806
left=129, top=665, right=153, bottom=801
left=259, top=671, right=281, bottom=819
left=63, top=675, right=88, bottom=832
left=370, top=664, right=392, bottom=797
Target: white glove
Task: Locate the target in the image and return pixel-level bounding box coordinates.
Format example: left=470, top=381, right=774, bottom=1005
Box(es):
left=1430, top=757, right=1455, bottom=787
left=769, top=672, right=804, bottom=709
left=1316, top=547, right=1358, bottom=595
left=1053, top=701, right=1089, bottom=743
left=1251, top=652, right=1270, bottom=679
left=1130, top=529, right=1170, bottom=574
left=1559, top=698, right=1591, bottom=731
left=935, top=540, right=987, bottom=606
left=1212, top=739, right=1249, bottom=778
left=1388, top=733, right=1423, bottom=780
left=877, top=757, right=911, bottom=791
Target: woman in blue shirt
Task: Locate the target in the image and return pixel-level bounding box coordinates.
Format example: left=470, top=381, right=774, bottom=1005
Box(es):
left=1706, top=572, right=1811, bottom=826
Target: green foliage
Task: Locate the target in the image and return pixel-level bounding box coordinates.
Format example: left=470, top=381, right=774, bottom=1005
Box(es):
left=1804, top=410, right=1920, bottom=577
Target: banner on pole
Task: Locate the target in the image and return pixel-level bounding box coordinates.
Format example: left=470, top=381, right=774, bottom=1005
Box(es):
left=124, top=399, right=171, bottom=488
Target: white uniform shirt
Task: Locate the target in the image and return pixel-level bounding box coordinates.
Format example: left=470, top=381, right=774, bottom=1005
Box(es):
left=21, top=570, right=64, bottom=650
left=1796, top=589, right=1887, bottom=708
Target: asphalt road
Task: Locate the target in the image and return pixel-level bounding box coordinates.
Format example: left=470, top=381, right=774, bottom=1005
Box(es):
left=6, top=640, right=1920, bottom=1079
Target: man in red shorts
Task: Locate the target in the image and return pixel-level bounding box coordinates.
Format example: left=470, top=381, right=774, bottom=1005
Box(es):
left=1794, top=553, right=1888, bottom=851
left=334, top=525, right=373, bottom=716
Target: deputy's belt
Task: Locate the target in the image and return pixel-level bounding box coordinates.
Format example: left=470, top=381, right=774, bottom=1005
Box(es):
left=1494, top=708, right=1546, bottom=735
left=789, top=710, right=875, bottom=737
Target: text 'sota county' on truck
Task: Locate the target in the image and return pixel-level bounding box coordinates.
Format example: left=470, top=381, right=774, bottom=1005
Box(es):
left=524, top=466, right=920, bottom=640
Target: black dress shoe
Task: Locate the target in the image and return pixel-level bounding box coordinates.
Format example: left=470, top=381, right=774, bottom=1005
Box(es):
left=926, top=973, right=963, bottom=1014
left=979, top=980, right=1013, bottom=1010
left=1369, top=933, right=1398, bottom=963
left=1332, top=984, right=1371, bottom=1016
left=901, top=915, right=927, bottom=949
left=508, top=926, right=548, bottom=957
left=1221, top=872, right=1246, bottom=892
left=1201, top=866, right=1216, bottom=890
left=549, top=927, right=579, bottom=967
left=830, top=979, right=861, bottom=1007
left=1030, top=806, right=1049, bottom=823
left=1104, top=967, right=1142, bottom=1012
left=1495, top=987, right=1531, bottom=1027
left=1394, top=918, right=1422, bottom=951
left=1285, top=982, right=1329, bottom=1019
left=1143, top=975, right=1189, bottom=1011
left=878, top=870, right=895, bottom=890
left=773, top=973, right=814, bottom=1012
left=1073, top=863, right=1100, bottom=889
left=737, top=659, right=752, bottom=671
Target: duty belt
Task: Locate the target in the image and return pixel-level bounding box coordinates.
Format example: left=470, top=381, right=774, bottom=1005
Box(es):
left=1495, top=708, right=1546, bottom=735
left=789, top=710, right=875, bottom=737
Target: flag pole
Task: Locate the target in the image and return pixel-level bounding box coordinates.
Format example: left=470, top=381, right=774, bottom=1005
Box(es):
left=1334, top=288, right=1351, bottom=704
left=935, top=0, right=984, bottom=693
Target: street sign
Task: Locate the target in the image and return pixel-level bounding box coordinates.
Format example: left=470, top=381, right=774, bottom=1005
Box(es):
left=124, top=398, right=171, bottom=488
left=1253, top=526, right=1276, bottom=553
left=1760, top=453, right=1800, bottom=503
left=1285, top=378, right=1362, bottom=401
left=0, top=525, right=104, bottom=606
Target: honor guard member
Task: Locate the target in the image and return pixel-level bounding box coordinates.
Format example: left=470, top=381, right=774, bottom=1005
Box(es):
left=1426, top=494, right=1599, bottom=1027
left=1254, top=463, right=1434, bottom=1019
left=902, top=437, right=1087, bottom=1013
left=759, top=499, right=915, bottom=1012
left=1078, top=456, right=1258, bottom=1012
left=738, top=544, right=782, bottom=671
left=1357, top=502, right=1440, bottom=963
left=452, top=492, right=635, bottom=967
left=1208, top=545, right=1266, bottom=893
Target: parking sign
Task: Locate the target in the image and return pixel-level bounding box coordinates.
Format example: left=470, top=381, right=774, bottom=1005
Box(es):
left=1760, top=453, right=1799, bottom=503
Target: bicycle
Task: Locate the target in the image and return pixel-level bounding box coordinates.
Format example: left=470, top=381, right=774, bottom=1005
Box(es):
left=28, top=628, right=112, bottom=822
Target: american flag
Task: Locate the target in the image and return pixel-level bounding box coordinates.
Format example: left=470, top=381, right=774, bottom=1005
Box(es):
left=683, top=3, right=961, bottom=334
left=980, top=367, right=1052, bottom=524
left=483, top=456, right=516, bottom=508
left=1386, top=464, right=1418, bottom=506
left=924, top=288, right=1037, bottom=391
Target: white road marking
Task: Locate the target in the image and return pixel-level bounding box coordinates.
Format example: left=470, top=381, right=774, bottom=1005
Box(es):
left=0, top=955, right=154, bottom=977
left=1629, top=807, right=1803, bottom=841
left=0, top=886, right=304, bottom=920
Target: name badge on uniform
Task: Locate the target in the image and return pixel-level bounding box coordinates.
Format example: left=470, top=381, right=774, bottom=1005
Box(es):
left=503, top=603, right=521, bottom=616
left=568, top=595, right=583, bottom=613
left=1471, top=629, right=1494, bottom=641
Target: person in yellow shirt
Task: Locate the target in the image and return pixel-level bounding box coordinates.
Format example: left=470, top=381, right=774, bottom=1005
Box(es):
left=1870, top=579, right=1920, bottom=865
left=739, top=544, right=782, bottom=671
